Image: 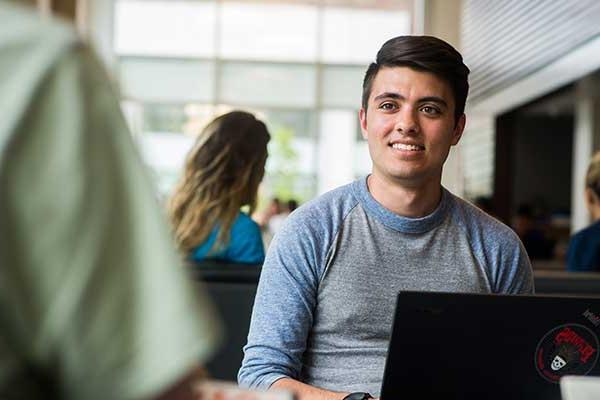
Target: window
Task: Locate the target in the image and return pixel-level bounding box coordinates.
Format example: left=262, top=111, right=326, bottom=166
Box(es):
left=219, top=62, right=317, bottom=108
left=119, top=58, right=215, bottom=103
left=220, top=2, right=319, bottom=62
left=321, top=7, right=411, bottom=63
left=114, top=0, right=413, bottom=200
left=114, top=1, right=217, bottom=57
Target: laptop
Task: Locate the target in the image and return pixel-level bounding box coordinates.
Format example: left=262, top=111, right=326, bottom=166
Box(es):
left=380, top=292, right=600, bottom=400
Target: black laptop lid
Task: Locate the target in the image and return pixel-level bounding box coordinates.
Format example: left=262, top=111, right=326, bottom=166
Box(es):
left=380, top=292, right=600, bottom=400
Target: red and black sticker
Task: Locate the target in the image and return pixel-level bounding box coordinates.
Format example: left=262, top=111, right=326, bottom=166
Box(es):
left=535, top=324, right=599, bottom=383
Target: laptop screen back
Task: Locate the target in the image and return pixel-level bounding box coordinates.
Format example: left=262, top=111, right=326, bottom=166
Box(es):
left=380, top=292, right=600, bottom=400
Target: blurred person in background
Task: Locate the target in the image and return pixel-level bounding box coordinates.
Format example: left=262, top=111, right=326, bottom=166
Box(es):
left=0, top=2, right=220, bottom=398
left=267, top=199, right=299, bottom=239
left=513, top=203, right=555, bottom=260
left=255, top=197, right=282, bottom=229
left=287, top=199, right=299, bottom=213
left=254, top=197, right=281, bottom=248
left=170, top=111, right=270, bottom=265
left=567, top=151, right=600, bottom=271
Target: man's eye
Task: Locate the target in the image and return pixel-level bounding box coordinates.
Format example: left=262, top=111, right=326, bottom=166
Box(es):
left=421, top=106, right=440, bottom=115
left=379, top=102, right=396, bottom=110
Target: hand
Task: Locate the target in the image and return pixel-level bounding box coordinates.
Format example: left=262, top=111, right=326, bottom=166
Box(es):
left=197, top=389, right=259, bottom=400
left=194, top=380, right=292, bottom=400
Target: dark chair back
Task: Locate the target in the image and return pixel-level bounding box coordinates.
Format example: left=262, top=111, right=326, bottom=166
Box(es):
left=534, top=270, right=600, bottom=297
left=191, top=261, right=262, bottom=381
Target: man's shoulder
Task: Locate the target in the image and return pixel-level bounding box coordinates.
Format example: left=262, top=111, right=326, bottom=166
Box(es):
left=449, top=194, right=521, bottom=246
left=275, top=182, right=360, bottom=246
left=288, top=182, right=359, bottom=223
left=0, top=4, right=79, bottom=152
left=573, top=221, right=600, bottom=243
left=0, top=3, right=76, bottom=51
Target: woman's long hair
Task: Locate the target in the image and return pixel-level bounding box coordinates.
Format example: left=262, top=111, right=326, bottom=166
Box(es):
left=169, top=111, right=270, bottom=254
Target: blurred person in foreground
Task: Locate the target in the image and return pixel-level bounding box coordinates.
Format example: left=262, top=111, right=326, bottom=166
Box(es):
left=567, top=151, right=600, bottom=271
left=0, top=3, right=220, bottom=398
left=238, top=35, right=533, bottom=400
left=169, top=112, right=270, bottom=265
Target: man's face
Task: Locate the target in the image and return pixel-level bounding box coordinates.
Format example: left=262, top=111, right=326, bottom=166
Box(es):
left=359, top=66, right=465, bottom=188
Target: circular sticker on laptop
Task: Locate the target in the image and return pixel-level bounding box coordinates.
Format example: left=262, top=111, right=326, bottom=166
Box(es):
left=535, top=323, right=599, bottom=383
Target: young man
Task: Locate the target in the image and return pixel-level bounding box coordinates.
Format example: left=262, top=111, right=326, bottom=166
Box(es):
left=238, top=36, right=533, bottom=400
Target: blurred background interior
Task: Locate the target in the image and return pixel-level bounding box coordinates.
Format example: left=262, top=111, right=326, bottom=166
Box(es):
left=26, top=0, right=600, bottom=269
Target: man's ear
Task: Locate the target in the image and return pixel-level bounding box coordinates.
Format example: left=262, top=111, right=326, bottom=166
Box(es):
left=359, top=108, right=368, bottom=140
left=451, top=113, right=466, bottom=146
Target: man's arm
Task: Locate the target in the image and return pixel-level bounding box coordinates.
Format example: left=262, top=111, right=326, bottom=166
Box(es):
left=493, top=231, right=535, bottom=294
left=272, top=378, right=347, bottom=400
left=238, top=207, right=327, bottom=391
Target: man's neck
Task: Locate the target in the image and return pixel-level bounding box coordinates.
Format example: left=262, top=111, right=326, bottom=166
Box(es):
left=367, top=173, right=443, bottom=218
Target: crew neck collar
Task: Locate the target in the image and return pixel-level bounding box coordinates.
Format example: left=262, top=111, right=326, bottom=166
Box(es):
left=351, top=175, right=452, bottom=234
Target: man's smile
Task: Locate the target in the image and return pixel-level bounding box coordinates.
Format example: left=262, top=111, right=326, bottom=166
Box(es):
left=389, top=140, right=425, bottom=152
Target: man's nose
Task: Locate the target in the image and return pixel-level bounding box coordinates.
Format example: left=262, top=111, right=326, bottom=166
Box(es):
left=394, top=108, right=419, bottom=134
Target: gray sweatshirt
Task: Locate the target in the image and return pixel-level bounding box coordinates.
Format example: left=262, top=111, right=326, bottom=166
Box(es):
left=238, top=177, right=533, bottom=396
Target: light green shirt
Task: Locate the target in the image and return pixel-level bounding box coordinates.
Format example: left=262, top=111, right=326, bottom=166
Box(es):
left=0, top=3, right=219, bottom=399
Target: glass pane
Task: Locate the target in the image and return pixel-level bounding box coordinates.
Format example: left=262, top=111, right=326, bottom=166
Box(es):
left=220, top=62, right=317, bottom=107
left=262, top=109, right=316, bottom=138
left=262, top=110, right=317, bottom=176
left=119, top=58, right=215, bottom=102
left=321, top=66, right=366, bottom=108
left=220, top=2, right=318, bottom=61
left=354, top=141, right=372, bottom=178
left=321, top=8, right=411, bottom=64
left=318, top=110, right=357, bottom=194
left=132, top=102, right=216, bottom=198
left=137, top=132, right=195, bottom=199
left=140, top=103, right=215, bottom=136
left=254, top=109, right=318, bottom=202
left=114, top=0, right=217, bottom=57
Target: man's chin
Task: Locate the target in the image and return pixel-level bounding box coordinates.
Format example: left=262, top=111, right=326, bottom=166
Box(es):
left=375, top=169, right=438, bottom=188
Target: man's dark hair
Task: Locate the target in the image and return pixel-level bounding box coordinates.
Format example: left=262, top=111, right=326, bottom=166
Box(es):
left=362, top=35, right=470, bottom=122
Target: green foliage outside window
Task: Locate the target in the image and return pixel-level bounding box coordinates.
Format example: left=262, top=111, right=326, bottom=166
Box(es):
left=268, top=127, right=300, bottom=202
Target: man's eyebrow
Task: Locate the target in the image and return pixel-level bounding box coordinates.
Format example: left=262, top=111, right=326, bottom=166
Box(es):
left=372, top=93, right=448, bottom=108
left=418, top=96, right=448, bottom=108
left=373, top=92, right=405, bottom=102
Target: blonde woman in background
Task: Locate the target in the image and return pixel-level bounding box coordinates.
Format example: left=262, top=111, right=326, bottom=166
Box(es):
left=567, top=151, right=600, bottom=271
left=170, top=111, right=270, bottom=264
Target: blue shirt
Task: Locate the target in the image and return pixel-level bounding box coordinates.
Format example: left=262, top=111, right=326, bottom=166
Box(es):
left=191, top=211, right=265, bottom=264
left=567, top=220, right=600, bottom=272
